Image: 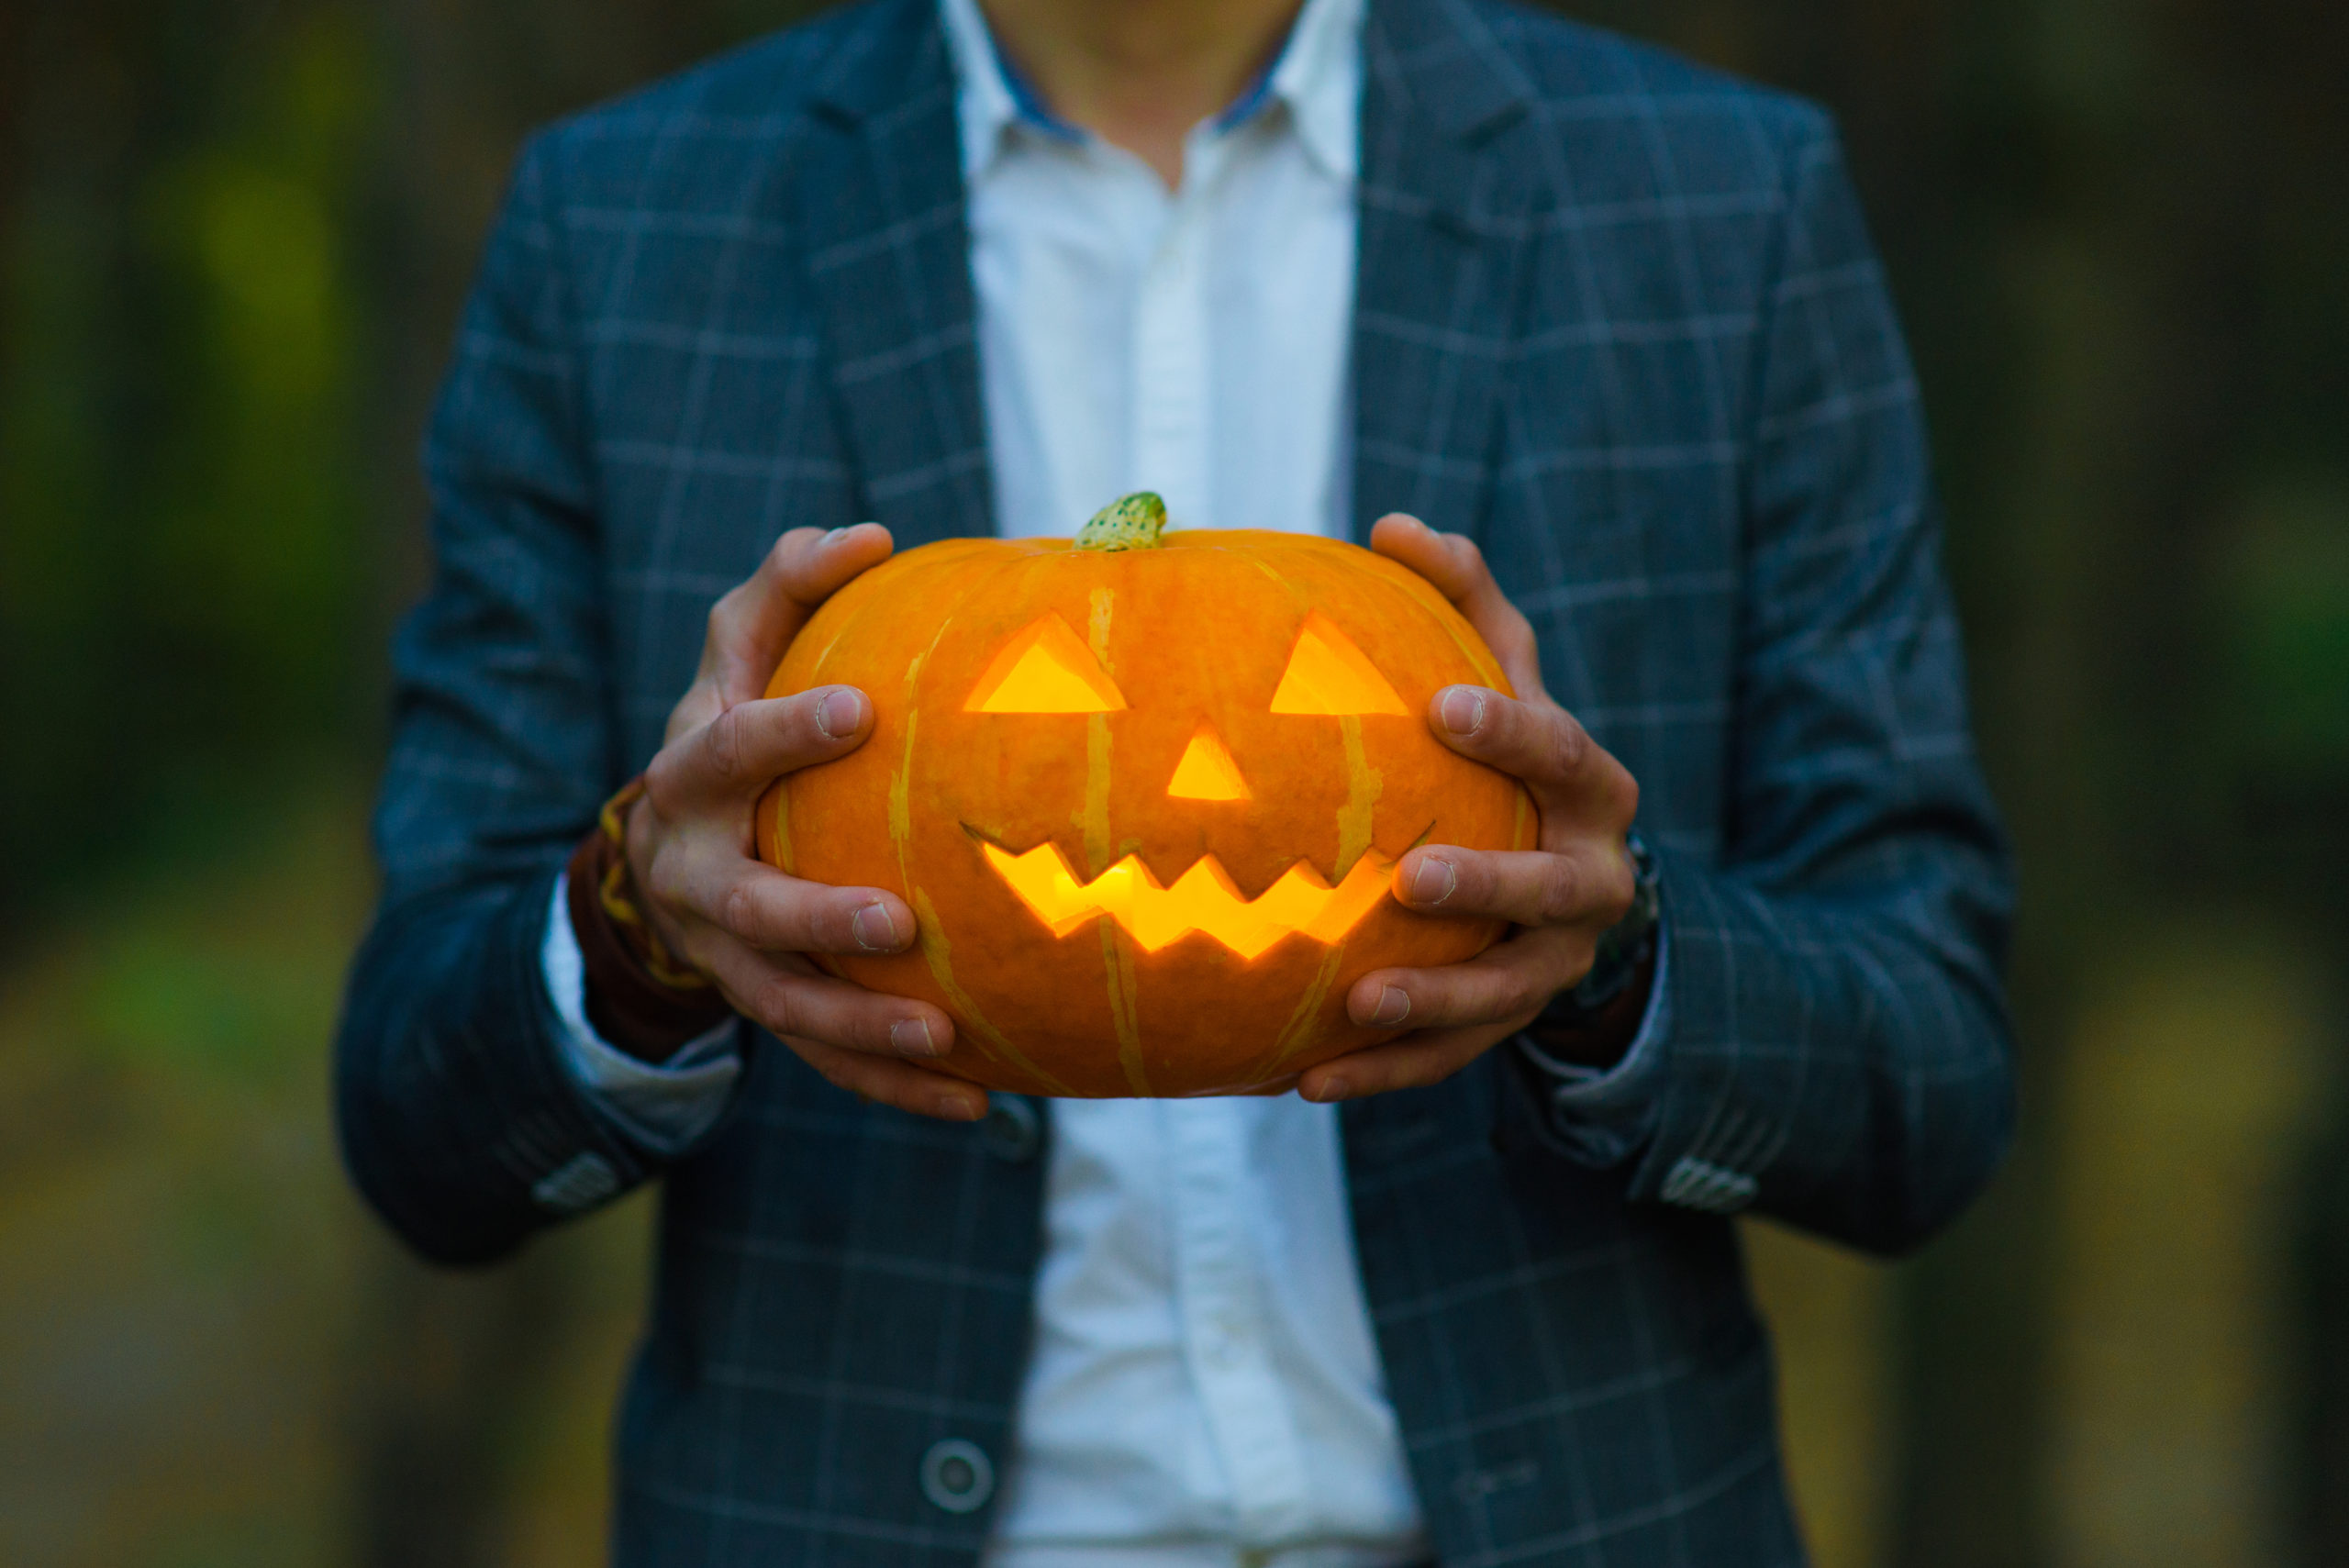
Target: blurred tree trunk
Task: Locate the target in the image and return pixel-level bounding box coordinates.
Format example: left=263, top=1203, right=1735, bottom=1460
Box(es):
left=2294, top=1097, right=2349, bottom=1565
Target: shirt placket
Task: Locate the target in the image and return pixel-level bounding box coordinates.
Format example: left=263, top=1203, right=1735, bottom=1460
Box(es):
left=1129, top=136, right=1222, bottom=525
left=1164, top=1101, right=1311, bottom=1550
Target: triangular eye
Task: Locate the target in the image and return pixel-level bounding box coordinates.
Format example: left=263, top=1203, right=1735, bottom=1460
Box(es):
left=1269, top=613, right=1408, bottom=716
left=965, top=613, right=1128, bottom=713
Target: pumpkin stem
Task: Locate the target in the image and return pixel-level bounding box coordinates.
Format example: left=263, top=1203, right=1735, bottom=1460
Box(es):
left=1076, top=492, right=1167, bottom=551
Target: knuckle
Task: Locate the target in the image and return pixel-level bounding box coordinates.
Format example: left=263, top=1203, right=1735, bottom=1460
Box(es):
left=1548, top=714, right=1590, bottom=779
left=812, top=1051, right=864, bottom=1095
left=1453, top=853, right=1497, bottom=908
left=1433, top=983, right=1482, bottom=1028
left=772, top=529, right=828, bottom=595
left=755, top=977, right=803, bottom=1038
left=1505, top=973, right=1549, bottom=1019
left=641, top=751, right=688, bottom=817
left=1497, top=625, right=1538, bottom=673
left=1538, top=856, right=1585, bottom=924
left=776, top=524, right=824, bottom=562
left=704, top=706, right=751, bottom=786
left=640, top=849, right=689, bottom=913
left=718, top=880, right=764, bottom=944
left=1598, top=856, right=1637, bottom=924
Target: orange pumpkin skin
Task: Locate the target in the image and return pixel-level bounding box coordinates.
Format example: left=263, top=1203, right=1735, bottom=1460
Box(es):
left=754, top=526, right=1534, bottom=1098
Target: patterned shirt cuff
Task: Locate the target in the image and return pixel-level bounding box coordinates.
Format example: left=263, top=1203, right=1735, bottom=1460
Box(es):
left=542, top=872, right=743, bottom=1156
left=1512, top=924, right=1672, bottom=1169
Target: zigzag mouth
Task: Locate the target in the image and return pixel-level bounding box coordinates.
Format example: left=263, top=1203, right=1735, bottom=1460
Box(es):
left=965, top=826, right=1430, bottom=960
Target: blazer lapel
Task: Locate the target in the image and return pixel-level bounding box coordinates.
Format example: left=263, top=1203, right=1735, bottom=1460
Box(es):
left=1350, top=0, right=1544, bottom=548
left=797, top=0, right=995, bottom=549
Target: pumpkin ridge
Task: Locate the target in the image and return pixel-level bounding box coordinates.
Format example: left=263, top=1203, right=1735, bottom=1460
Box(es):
left=1248, top=944, right=1348, bottom=1083
left=1078, top=583, right=1118, bottom=879
left=1334, top=717, right=1385, bottom=881
left=1100, top=922, right=1149, bottom=1095
left=911, top=886, right=1075, bottom=1095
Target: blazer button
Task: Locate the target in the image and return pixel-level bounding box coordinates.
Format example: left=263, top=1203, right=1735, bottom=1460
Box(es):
left=979, top=1094, right=1041, bottom=1164
left=918, top=1438, right=996, bottom=1513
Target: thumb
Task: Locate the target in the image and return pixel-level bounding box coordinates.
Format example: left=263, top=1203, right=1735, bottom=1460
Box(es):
left=702, top=522, right=895, bottom=705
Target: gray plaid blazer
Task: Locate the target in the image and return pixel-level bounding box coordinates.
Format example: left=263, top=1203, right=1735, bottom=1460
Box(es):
left=336, top=0, right=2015, bottom=1562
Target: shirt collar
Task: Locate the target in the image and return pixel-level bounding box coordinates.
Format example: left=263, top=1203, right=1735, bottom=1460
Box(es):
left=940, top=0, right=1363, bottom=183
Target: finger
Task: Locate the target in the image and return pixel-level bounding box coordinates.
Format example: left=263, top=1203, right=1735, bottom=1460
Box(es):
left=1426, top=686, right=1638, bottom=830
left=782, top=1033, right=989, bottom=1122
left=1392, top=841, right=1635, bottom=929
left=702, top=941, right=957, bottom=1062
left=701, top=522, right=896, bottom=706
left=1368, top=513, right=1545, bottom=698
left=654, top=851, right=918, bottom=957
left=1297, top=1020, right=1518, bottom=1103
left=1342, top=924, right=1590, bottom=1034
left=647, top=684, right=874, bottom=809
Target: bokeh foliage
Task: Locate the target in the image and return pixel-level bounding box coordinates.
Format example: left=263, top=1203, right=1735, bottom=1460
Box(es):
left=2, top=0, right=2344, bottom=1564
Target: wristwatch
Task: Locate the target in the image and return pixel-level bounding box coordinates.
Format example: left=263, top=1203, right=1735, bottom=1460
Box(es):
left=1541, top=830, right=1659, bottom=1022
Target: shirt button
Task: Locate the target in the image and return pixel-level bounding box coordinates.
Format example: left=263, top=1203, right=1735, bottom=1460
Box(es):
left=918, top=1437, right=996, bottom=1514
left=979, top=1094, right=1042, bottom=1164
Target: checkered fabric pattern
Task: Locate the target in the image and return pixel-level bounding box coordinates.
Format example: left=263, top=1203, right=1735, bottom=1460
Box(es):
left=335, top=0, right=2015, bottom=1562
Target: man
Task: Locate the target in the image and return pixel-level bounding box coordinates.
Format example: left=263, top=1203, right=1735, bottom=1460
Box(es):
left=337, top=0, right=2015, bottom=1562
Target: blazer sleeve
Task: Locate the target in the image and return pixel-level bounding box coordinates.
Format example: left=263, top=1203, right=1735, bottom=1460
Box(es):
left=1600, top=114, right=2017, bottom=1255
left=334, top=131, right=674, bottom=1266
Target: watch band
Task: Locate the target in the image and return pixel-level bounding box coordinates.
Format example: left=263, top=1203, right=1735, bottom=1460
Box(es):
left=1549, top=830, right=1660, bottom=1019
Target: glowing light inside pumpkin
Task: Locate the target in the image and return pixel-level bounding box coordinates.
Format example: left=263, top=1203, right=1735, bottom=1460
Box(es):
left=1165, top=725, right=1251, bottom=800
left=980, top=840, right=1395, bottom=960
left=1268, top=613, right=1409, bottom=716
left=965, top=614, right=1127, bottom=713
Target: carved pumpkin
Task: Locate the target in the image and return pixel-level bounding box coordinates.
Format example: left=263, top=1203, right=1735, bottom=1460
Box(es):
left=755, top=495, right=1533, bottom=1097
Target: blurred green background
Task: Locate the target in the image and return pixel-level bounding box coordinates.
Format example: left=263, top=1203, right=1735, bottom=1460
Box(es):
left=3, top=0, right=2346, bottom=1564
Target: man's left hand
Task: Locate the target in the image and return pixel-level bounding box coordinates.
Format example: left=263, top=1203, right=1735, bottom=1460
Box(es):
left=1297, top=514, right=1643, bottom=1104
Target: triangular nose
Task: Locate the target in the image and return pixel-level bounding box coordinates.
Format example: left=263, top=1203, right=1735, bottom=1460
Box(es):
left=1166, top=725, right=1251, bottom=801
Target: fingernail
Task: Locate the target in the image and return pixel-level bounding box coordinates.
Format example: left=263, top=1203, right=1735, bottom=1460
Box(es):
left=1439, top=686, right=1486, bottom=735
left=822, top=526, right=852, bottom=543
left=1371, top=986, right=1411, bottom=1026
left=1409, top=855, right=1456, bottom=906
left=852, top=900, right=901, bottom=951
left=1312, top=1076, right=1353, bottom=1103
left=891, top=1018, right=941, bottom=1057
left=816, top=687, right=863, bottom=740
left=938, top=1092, right=983, bottom=1121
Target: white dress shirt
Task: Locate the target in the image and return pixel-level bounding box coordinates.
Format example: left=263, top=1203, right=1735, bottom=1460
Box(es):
left=543, top=1, right=1663, bottom=1562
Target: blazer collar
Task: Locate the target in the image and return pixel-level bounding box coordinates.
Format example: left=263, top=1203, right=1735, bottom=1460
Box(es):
left=798, top=0, right=996, bottom=550
left=1364, top=0, right=1535, bottom=151
left=1348, top=0, right=1547, bottom=544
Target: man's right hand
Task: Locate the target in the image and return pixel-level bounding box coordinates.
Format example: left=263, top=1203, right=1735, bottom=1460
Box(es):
left=619, top=523, right=987, bottom=1123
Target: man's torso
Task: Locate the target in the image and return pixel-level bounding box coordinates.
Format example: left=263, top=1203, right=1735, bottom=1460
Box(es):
left=530, top=0, right=1821, bottom=1560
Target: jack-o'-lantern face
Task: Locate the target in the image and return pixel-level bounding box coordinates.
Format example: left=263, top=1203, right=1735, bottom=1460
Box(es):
left=758, top=496, right=1532, bottom=1099
left=963, top=607, right=1417, bottom=961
